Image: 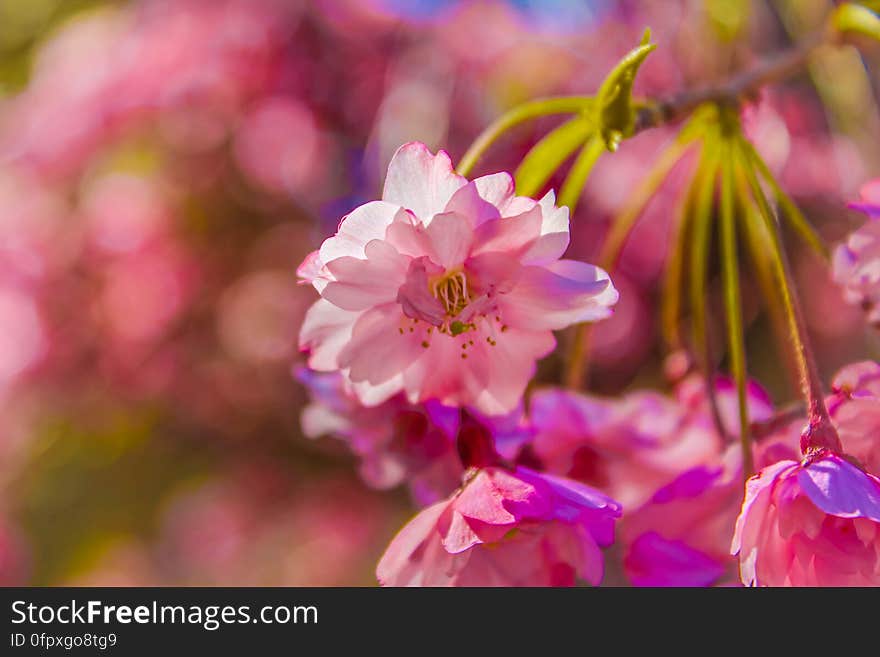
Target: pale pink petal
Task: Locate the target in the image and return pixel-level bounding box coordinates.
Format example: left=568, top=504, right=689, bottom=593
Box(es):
left=348, top=375, right=405, bottom=407
left=300, top=403, right=349, bottom=439
left=472, top=172, right=516, bottom=213
left=296, top=250, right=327, bottom=291
left=338, top=304, right=425, bottom=386
left=441, top=511, right=486, bottom=554
left=474, top=327, right=555, bottom=415
left=497, top=261, right=617, bottom=330
left=425, top=212, right=474, bottom=269
left=318, top=201, right=403, bottom=264
left=384, top=211, right=438, bottom=260
left=298, top=299, right=359, bottom=371
left=731, top=460, right=796, bottom=557
left=444, top=180, right=501, bottom=227
left=471, top=205, right=543, bottom=258
left=376, top=501, right=449, bottom=586
left=520, top=190, right=570, bottom=265
left=322, top=240, right=410, bottom=311
left=382, top=142, right=466, bottom=222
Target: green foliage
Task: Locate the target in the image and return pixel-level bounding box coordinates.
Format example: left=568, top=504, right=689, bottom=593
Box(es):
left=595, top=29, right=656, bottom=152
left=514, top=114, right=594, bottom=197
left=832, top=3, right=880, bottom=43
left=460, top=32, right=656, bottom=213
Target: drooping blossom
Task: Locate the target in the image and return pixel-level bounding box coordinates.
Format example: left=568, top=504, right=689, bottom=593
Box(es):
left=523, top=375, right=776, bottom=586
left=833, top=179, right=880, bottom=324
left=621, top=447, right=743, bottom=587
left=297, top=368, right=463, bottom=505
left=827, top=360, right=880, bottom=473
left=731, top=451, right=880, bottom=586
left=620, top=414, right=806, bottom=588
left=527, top=375, right=773, bottom=508
left=298, top=142, right=618, bottom=415
left=376, top=466, right=621, bottom=586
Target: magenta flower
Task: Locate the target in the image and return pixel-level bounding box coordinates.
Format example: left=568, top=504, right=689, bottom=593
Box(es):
left=527, top=376, right=772, bottom=508
left=731, top=453, right=880, bottom=586
left=833, top=179, right=880, bottom=323
left=297, top=368, right=463, bottom=505
left=376, top=466, right=621, bottom=586
left=621, top=448, right=744, bottom=587
left=298, top=142, right=617, bottom=415
left=828, top=361, right=880, bottom=473
left=620, top=424, right=805, bottom=588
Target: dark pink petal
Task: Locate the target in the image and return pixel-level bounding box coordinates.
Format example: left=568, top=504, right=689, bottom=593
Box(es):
left=625, top=532, right=725, bottom=587
left=396, top=257, right=447, bottom=325
left=454, top=469, right=538, bottom=525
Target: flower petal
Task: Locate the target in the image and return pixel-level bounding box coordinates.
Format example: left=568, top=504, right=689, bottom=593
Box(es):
left=444, top=180, right=501, bottom=227
left=382, top=142, right=466, bottom=222
left=376, top=500, right=449, bottom=586
left=625, top=532, right=725, bottom=587
left=299, top=299, right=359, bottom=371
left=798, top=454, right=880, bottom=521
left=425, top=211, right=475, bottom=269
left=497, top=260, right=618, bottom=330
left=322, top=240, right=410, bottom=311
left=318, top=201, right=403, bottom=264
left=471, top=205, right=543, bottom=259
left=338, top=303, right=426, bottom=386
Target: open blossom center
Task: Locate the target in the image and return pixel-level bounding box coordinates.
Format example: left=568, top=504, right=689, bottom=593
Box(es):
left=430, top=270, right=470, bottom=318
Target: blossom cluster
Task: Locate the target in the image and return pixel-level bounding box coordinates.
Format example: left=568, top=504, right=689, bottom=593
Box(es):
left=299, top=143, right=880, bottom=586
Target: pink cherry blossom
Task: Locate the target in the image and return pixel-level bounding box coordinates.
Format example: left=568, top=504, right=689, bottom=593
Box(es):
left=848, top=178, right=880, bottom=218
left=620, top=425, right=803, bottom=588
left=376, top=466, right=621, bottom=586
left=298, top=142, right=618, bottom=415
left=621, top=447, right=743, bottom=587
left=827, top=360, right=880, bottom=473
left=731, top=452, right=880, bottom=586
left=297, top=368, right=463, bottom=505
left=527, top=375, right=772, bottom=508
left=833, top=179, right=880, bottom=324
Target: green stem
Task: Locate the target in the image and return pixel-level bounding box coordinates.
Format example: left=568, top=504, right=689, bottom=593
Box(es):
left=687, top=142, right=721, bottom=378
left=559, top=134, right=606, bottom=212
left=741, top=140, right=828, bottom=259
left=563, top=133, right=695, bottom=389
left=735, top=138, right=841, bottom=456
left=719, top=139, right=754, bottom=479
left=456, top=96, right=594, bottom=178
